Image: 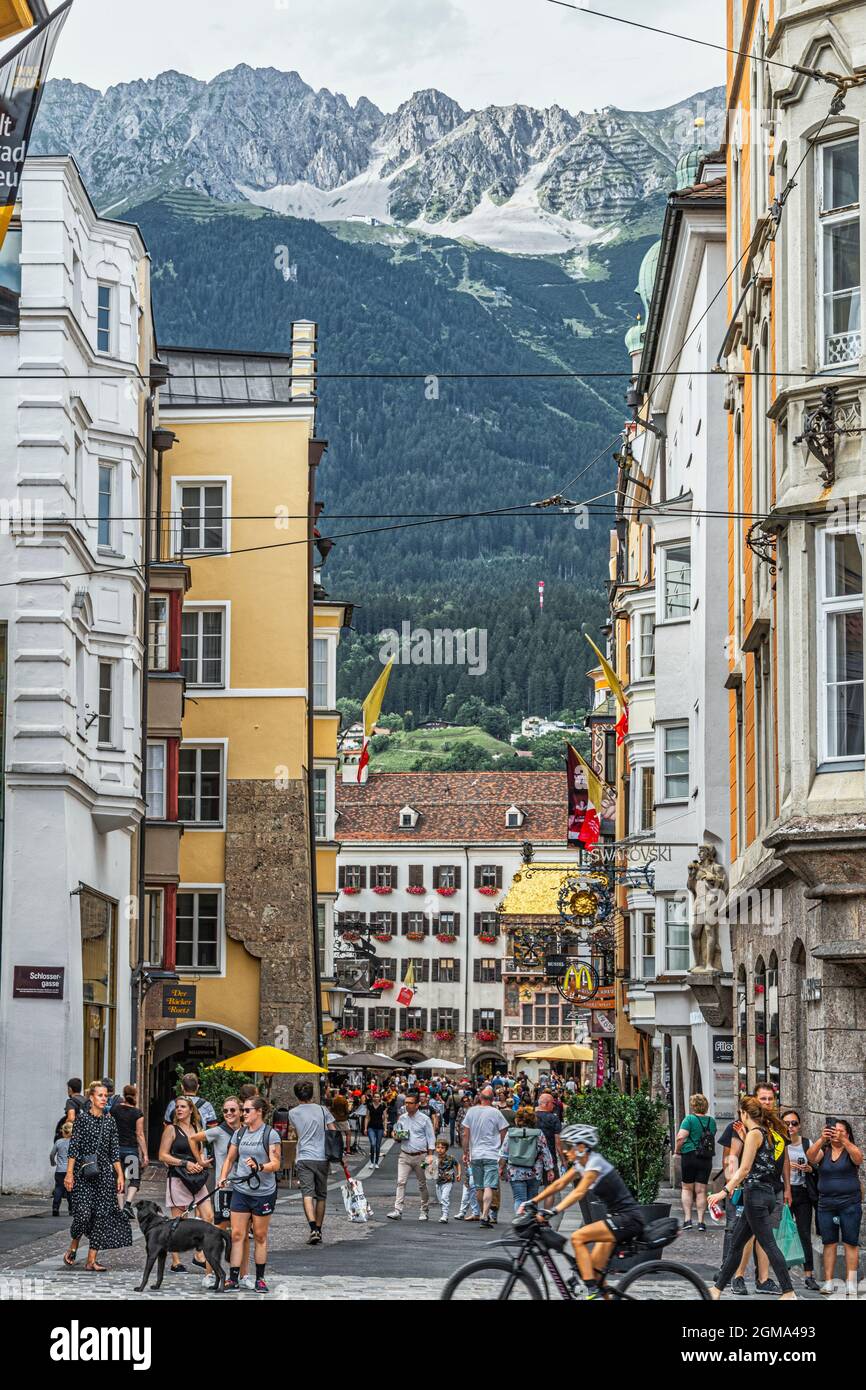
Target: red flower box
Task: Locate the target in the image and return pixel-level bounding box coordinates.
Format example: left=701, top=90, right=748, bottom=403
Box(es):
left=340, top=930, right=361, bottom=943
left=478, top=885, right=499, bottom=896
left=478, top=934, right=498, bottom=944
left=372, top=885, right=393, bottom=895
left=339, top=1028, right=359, bottom=1039
left=371, top=1028, right=392, bottom=1040
left=406, top=932, right=426, bottom=941
left=475, top=1030, right=498, bottom=1042
left=435, top=933, right=457, bottom=943
left=406, top=885, right=426, bottom=895
left=435, top=1030, right=455, bottom=1042
left=373, top=978, right=394, bottom=991
left=436, top=886, right=457, bottom=897
left=400, top=1029, right=423, bottom=1041
left=373, top=932, right=393, bottom=942
left=342, top=886, right=361, bottom=895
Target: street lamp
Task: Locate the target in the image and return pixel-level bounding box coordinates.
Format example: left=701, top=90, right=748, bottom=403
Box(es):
left=321, top=980, right=352, bottom=1030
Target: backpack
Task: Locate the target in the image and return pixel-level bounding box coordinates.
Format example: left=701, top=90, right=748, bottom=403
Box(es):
left=54, top=1095, right=85, bottom=1142
left=507, top=1127, right=540, bottom=1167
left=694, top=1117, right=715, bottom=1159
left=234, top=1124, right=278, bottom=1173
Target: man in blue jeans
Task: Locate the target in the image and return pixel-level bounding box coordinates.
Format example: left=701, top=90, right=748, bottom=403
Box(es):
left=461, top=1086, right=509, bottom=1228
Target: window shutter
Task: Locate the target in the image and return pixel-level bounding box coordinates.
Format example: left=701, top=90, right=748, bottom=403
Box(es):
left=453, top=913, right=460, bottom=934
left=359, top=866, right=367, bottom=888
left=472, top=1009, right=480, bottom=1032
left=495, top=961, right=502, bottom=982
left=453, top=960, right=461, bottom=983
left=433, top=865, right=441, bottom=888
left=409, top=864, right=423, bottom=887
left=473, top=914, right=481, bottom=935
left=401, top=913, right=409, bottom=935
left=473, top=865, right=481, bottom=887
left=431, top=1008, right=439, bottom=1031
left=338, top=865, right=345, bottom=888
left=431, top=960, right=439, bottom=983
left=453, top=1008, right=460, bottom=1031
left=495, top=865, right=503, bottom=888
left=391, top=865, right=399, bottom=886
left=494, top=1009, right=502, bottom=1031
left=454, top=865, right=462, bottom=888
left=419, top=1009, right=428, bottom=1030
left=387, top=1007, right=395, bottom=1029
left=473, top=960, right=480, bottom=982
left=422, top=916, right=430, bottom=936
left=399, top=1008, right=407, bottom=1030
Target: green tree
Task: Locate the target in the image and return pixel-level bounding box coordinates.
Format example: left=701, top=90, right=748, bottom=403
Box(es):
left=564, top=1084, right=668, bottom=1204
left=174, top=1063, right=253, bottom=1115
left=336, top=698, right=362, bottom=731
left=404, top=709, right=415, bottom=731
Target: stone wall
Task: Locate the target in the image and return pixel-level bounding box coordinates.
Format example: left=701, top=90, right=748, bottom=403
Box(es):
left=224, top=777, right=318, bottom=1066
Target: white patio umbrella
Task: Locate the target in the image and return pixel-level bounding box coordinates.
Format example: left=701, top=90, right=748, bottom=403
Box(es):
left=413, top=1057, right=465, bottom=1071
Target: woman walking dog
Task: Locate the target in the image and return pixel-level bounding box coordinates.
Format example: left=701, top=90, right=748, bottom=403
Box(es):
left=217, top=1095, right=282, bottom=1293
left=63, top=1080, right=132, bottom=1272
left=159, top=1093, right=215, bottom=1280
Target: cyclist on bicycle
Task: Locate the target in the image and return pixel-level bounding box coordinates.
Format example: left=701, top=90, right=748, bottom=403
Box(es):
left=522, top=1123, right=644, bottom=1298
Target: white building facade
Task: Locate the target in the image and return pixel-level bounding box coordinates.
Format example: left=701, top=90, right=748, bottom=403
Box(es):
left=0, top=159, right=149, bottom=1189
left=620, top=157, right=736, bottom=1127
left=334, top=769, right=571, bottom=1076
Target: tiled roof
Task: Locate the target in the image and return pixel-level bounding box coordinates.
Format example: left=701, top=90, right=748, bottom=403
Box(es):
left=335, top=771, right=566, bottom=843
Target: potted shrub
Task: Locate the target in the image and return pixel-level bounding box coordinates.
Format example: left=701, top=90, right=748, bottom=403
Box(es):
left=564, top=1083, right=668, bottom=1207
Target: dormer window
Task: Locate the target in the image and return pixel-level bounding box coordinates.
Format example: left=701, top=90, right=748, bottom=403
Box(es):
left=506, top=805, right=524, bottom=828
left=399, top=805, right=419, bottom=828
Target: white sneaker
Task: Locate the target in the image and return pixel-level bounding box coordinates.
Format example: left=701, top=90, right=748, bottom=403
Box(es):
left=439, top=1215, right=448, bottom=1223
left=200, top=1274, right=216, bottom=1289
left=240, top=1275, right=256, bottom=1291
left=821, top=1281, right=835, bottom=1296
left=386, top=1210, right=402, bottom=1220
left=419, top=1211, right=428, bottom=1221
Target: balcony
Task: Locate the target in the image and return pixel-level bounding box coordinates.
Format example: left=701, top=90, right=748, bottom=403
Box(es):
left=503, top=1024, right=576, bottom=1045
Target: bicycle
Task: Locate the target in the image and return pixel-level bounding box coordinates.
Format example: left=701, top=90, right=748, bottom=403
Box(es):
left=440, top=1205, right=711, bottom=1301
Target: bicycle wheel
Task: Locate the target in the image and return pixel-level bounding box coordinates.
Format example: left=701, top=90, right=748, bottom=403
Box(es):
left=613, top=1259, right=711, bottom=1301
left=440, top=1256, right=543, bottom=1301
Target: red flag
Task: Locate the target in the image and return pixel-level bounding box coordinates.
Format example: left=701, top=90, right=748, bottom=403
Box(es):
left=615, top=705, right=629, bottom=746
left=578, top=805, right=600, bottom=850
left=566, top=743, right=601, bottom=848
left=356, top=740, right=370, bottom=782
left=396, top=985, right=413, bottom=1006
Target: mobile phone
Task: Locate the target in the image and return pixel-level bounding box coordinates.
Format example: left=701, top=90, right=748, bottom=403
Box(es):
left=825, top=1116, right=838, bottom=1129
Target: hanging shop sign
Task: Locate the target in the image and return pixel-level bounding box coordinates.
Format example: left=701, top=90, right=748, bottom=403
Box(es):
left=590, top=1008, right=616, bottom=1038
left=544, top=953, right=569, bottom=978
left=557, top=962, right=599, bottom=1003
left=712, top=1035, right=734, bottom=1064
left=162, top=984, right=196, bottom=1019
left=582, top=983, right=616, bottom=1010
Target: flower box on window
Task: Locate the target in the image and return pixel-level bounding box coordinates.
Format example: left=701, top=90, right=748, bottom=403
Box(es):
left=371, top=885, right=393, bottom=895
left=435, top=1029, right=455, bottom=1042
left=435, top=932, right=457, bottom=944
left=478, top=933, right=498, bottom=944
left=477, top=885, right=499, bottom=897
left=372, top=978, right=394, bottom=991
left=475, top=1029, right=499, bottom=1042
left=406, top=885, right=426, bottom=895
left=341, top=886, right=361, bottom=896
left=373, top=932, right=393, bottom=943
left=406, top=932, right=426, bottom=942
left=370, top=1028, right=392, bottom=1040
left=400, top=1029, right=423, bottom=1041
left=340, top=930, right=361, bottom=943
left=436, top=886, right=457, bottom=897
left=339, top=1028, right=359, bottom=1039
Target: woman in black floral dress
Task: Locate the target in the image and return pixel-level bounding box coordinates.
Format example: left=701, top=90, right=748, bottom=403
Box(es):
left=63, top=1080, right=132, bottom=1271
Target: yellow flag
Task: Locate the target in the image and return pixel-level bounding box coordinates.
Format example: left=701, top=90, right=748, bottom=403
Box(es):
left=574, top=748, right=603, bottom=813
left=362, top=657, right=394, bottom=738
left=403, top=959, right=415, bottom=988
left=585, top=635, right=628, bottom=711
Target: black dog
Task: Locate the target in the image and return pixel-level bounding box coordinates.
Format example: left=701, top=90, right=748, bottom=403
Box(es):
left=132, top=1199, right=231, bottom=1293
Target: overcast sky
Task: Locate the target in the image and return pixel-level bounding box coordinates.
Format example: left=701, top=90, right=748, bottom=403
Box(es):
left=40, top=0, right=725, bottom=113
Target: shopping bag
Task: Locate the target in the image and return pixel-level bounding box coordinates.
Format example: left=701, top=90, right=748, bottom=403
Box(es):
left=776, top=1203, right=805, bottom=1267
left=340, top=1175, right=372, bottom=1222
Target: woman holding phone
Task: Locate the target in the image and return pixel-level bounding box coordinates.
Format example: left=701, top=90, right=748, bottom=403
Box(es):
left=706, top=1096, right=796, bottom=1300
left=806, top=1117, right=863, bottom=1297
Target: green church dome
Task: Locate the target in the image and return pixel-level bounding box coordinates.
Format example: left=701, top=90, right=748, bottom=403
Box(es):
left=675, top=147, right=702, bottom=190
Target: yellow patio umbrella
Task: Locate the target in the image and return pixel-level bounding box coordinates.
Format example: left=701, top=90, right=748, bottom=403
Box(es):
left=214, top=1045, right=326, bottom=1075
left=518, top=1043, right=594, bottom=1062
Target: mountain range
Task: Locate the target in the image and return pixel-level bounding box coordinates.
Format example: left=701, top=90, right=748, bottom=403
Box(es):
left=30, top=66, right=725, bottom=723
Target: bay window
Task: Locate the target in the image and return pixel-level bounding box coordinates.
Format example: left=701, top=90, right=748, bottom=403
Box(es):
left=148, top=596, right=169, bottom=671
left=662, top=544, right=691, bottom=619
left=661, top=722, right=689, bottom=800
left=664, top=898, right=689, bottom=973
left=818, top=137, right=860, bottom=368
left=146, top=741, right=166, bottom=820
left=818, top=528, right=864, bottom=761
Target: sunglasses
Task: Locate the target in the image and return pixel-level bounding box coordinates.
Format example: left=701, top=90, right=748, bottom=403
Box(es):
left=224, top=1107, right=238, bottom=1113
left=786, top=1119, right=800, bottom=1126
left=241, top=1106, right=255, bottom=1113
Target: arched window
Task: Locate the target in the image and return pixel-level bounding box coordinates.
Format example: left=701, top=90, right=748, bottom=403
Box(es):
left=754, top=957, right=767, bottom=1089
left=737, top=966, right=748, bottom=1096
left=766, top=951, right=780, bottom=1092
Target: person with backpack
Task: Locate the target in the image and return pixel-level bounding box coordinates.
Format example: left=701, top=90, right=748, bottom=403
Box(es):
left=675, top=1093, right=717, bottom=1231
left=500, top=1104, right=554, bottom=1211
left=61, top=1078, right=86, bottom=1133
left=286, top=1081, right=338, bottom=1246
left=217, top=1094, right=282, bottom=1293
left=191, top=1095, right=253, bottom=1286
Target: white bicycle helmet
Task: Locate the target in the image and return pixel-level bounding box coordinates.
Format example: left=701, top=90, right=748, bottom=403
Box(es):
left=560, top=1123, right=599, bottom=1150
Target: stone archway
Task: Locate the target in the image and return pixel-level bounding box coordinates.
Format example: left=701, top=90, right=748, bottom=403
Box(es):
left=149, top=1022, right=254, bottom=1150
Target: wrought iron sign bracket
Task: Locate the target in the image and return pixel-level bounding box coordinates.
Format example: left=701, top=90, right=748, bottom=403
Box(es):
left=745, top=522, right=778, bottom=575
left=793, top=386, right=864, bottom=487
